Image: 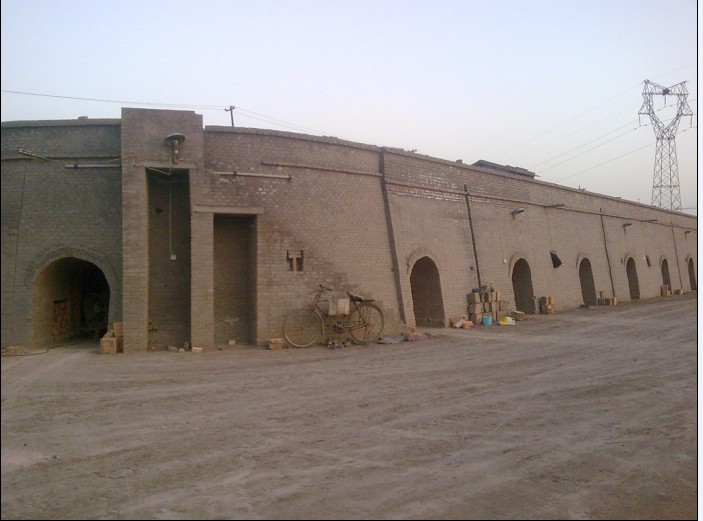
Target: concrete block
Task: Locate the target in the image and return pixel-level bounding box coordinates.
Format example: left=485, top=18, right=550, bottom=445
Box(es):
left=191, top=346, right=204, bottom=353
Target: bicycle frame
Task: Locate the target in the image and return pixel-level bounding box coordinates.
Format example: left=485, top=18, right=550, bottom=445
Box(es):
left=283, top=285, right=384, bottom=347
left=311, top=287, right=362, bottom=333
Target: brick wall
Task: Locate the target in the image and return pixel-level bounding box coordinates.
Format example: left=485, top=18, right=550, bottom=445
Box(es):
left=1, top=120, right=122, bottom=348
left=2, top=110, right=697, bottom=350
left=120, top=108, right=204, bottom=352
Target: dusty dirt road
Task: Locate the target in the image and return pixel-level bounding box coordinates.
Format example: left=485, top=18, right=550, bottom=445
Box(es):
left=1, top=294, right=698, bottom=520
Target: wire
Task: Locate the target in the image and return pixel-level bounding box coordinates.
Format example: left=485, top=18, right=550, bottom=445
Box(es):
left=1, top=89, right=223, bottom=110
left=531, top=102, right=697, bottom=173
left=554, top=126, right=695, bottom=183
left=503, top=63, right=697, bottom=162
left=537, top=126, right=642, bottom=174
left=530, top=122, right=643, bottom=170
left=1, top=89, right=337, bottom=138
left=555, top=142, right=655, bottom=182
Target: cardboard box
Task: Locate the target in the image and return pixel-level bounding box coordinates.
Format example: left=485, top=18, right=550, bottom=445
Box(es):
left=469, top=302, right=484, bottom=313
left=326, top=298, right=350, bottom=316
left=468, top=292, right=482, bottom=304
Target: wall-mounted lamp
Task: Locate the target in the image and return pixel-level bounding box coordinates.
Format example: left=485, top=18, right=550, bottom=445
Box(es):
left=17, top=148, right=49, bottom=161
left=511, top=208, right=525, bottom=216
left=164, top=133, right=186, bottom=163
left=622, top=222, right=633, bottom=229
left=684, top=230, right=692, bottom=235
left=546, top=203, right=565, bottom=208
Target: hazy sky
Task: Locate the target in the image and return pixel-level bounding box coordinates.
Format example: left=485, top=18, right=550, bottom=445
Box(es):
left=1, top=0, right=698, bottom=213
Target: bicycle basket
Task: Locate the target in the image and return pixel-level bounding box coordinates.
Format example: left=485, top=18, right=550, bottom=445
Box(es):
left=322, top=297, right=350, bottom=316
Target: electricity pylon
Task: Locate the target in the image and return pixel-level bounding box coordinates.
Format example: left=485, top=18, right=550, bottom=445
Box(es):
left=638, top=80, right=692, bottom=211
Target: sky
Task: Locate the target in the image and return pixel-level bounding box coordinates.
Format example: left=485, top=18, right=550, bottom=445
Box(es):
left=1, top=0, right=698, bottom=213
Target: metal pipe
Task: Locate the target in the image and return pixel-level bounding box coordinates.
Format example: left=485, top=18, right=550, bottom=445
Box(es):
left=213, top=171, right=291, bottom=180
left=65, top=163, right=121, bottom=168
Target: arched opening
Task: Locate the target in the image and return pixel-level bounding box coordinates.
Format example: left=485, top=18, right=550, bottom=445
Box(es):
left=626, top=257, right=640, bottom=300
left=512, top=258, right=536, bottom=314
left=660, top=259, right=671, bottom=292
left=688, top=258, right=697, bottom=291
left=410, top=256, right=445, bottom=327
left=578, top=258, right=597, bottom=306
left=32, top=257, right=110, bottom=346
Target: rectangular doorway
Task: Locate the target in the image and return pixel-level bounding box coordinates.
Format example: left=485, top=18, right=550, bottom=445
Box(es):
left=214, top=215, right=256, bottom=345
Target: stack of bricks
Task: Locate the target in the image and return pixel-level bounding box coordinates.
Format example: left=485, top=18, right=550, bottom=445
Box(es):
left=467, top=288, right=508, bottom=325
left=114, top=322, right=124, bottom=353
left=100, top=322, right=124, bottom=354
left=597, top=290, right=617, bottom=306
left=660, top=284, right=671, bottom=297
left=537, top=296, right=556, bottom=315
left=52, top=300, right=70, bottom=342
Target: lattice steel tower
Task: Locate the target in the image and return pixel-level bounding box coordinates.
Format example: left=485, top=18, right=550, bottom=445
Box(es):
left=638, top=79, right=692, bottom=211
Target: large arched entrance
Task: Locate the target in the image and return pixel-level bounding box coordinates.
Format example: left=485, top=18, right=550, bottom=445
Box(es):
left=32, top=257, right=110, bottom=346
left=688, top=258, right=697, bottom=291
left=626, top=257, right=640, bottom=300
left=578, top=258, right=597, bottom=306
left=512, top=258, right=536, bottom=314
left=661, top=259, right=671, bottom=291
left=410, top=256, right=445, bottom=327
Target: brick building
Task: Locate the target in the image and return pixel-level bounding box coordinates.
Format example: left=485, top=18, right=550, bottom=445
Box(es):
left=1, top=108, right=697, bottom=351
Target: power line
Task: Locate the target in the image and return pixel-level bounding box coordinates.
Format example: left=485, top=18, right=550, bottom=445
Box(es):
left=530, top=122, right=642, bottom=170
left=554, top=126, right=695, bottom=183
left=503, top=63, right=697, bottom=162
left=1, top=89, right=336, bottom=137
left=530, top=99, right=697, bottom=172
left=0, top=89, right=223, bottom=110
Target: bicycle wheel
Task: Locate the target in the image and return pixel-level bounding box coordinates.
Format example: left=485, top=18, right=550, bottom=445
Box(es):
left=283, top=307, right=325, bottom=347
left=348, top=303, right=384, bottom=344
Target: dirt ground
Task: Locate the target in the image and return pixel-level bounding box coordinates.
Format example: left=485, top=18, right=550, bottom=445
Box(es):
left=1, top=293, right=698, bottom=520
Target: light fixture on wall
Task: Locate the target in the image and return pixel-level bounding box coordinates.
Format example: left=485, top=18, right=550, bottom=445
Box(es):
left=622, top=222, right=633, bottom=229
left=511, top=208, right=525, bottom=216
left=684, top=230, right=691, bottom=235
left=164, top=133, right=185, bottom=164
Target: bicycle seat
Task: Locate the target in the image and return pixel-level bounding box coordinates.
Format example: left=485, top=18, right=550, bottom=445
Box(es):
left=348, top=292, right=373, bottom=303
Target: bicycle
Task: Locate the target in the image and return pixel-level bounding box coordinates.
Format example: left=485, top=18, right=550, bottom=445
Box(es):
left=283, top=285, right=384, bottom=347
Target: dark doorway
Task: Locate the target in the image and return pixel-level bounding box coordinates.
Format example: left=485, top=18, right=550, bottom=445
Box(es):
left=661, top=259, right=671, bottom=291
left=626, top=257, right=640, bottom=300
left=688, top=258, right=697, bottom=291
left=410, top=256, right=445, bottom=327
left=148, top=168, right=191, bottom=348
left=214, top=215, right=257, bottom=344
left=579, top=258, right=597, bottom=306
left=33, top=257, right=110, bottom=346
left=512, top=258, right=536, bottom=313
